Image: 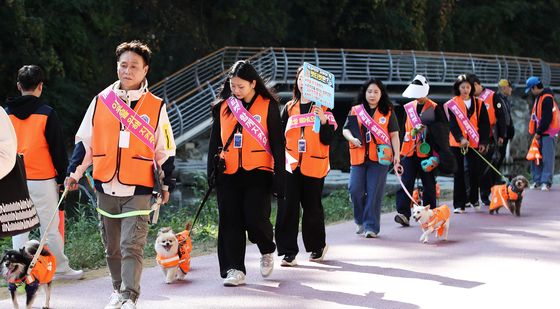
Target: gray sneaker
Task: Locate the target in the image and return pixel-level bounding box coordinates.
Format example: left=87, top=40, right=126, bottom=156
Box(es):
left=54, top=268, right=84, bottom=280
left=121, top=299, right=137, bottom=309
left=223, top=269, right=246, bottom=286
left=355, top=224, right=364, bottom=234
left=394, top=214, right=410, bottom=227
left=260, top=253, right=274, bottom=277
left=104, top=291, right=123, bottom=309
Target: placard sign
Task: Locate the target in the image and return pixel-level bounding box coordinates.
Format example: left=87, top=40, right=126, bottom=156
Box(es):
left=301, top=62, right=335, bottom=132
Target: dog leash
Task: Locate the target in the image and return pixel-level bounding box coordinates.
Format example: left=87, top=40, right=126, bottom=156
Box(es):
left=465, top=146, right=508, bottom=183
left=26, top=187, right=69, bottom=277
left=393, top=163, right=421, bottom=207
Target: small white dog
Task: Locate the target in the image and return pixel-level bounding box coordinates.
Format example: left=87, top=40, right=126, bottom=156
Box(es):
left=154, top=226, right=192, bottom=284
left=411, top=204, right=451, bottom=243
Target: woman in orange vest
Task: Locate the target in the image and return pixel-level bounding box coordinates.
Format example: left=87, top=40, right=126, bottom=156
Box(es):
left=207, top=60, right=285, bottom=286
left=275, top=67, right=336, bottom=267
left=343, top=79, right=400, bottom=238
left=394, top=75, right=448, bottom=227
left=447, top=75, right=490, bottom=214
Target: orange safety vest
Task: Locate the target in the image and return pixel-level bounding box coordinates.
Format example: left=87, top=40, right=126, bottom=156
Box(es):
left=480, top=89, right=496, bottom=128
left=91, top=91, right=162, bottom=188
left=9, top=251, right=56, bottom=285
left=400, top=100, right=438, bottom=158
left=285, top=101, right=331, bottom=178
left=528, top=93, right=560, bottom=135
left=348, top=106, right=392, bottom=166
left=9, top=105, right=57, bottom=180
left=448, top=96, right=484, bottom=148
left=421, top=204, right=450, bottom=237
left=156, top=229, right=192, bottom=274
left=489, top=184, right=520, bottom=212
left=220, top=95, right=274, bottom=174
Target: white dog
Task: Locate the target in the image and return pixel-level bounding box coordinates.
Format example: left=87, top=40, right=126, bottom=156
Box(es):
left=154, top=226, right=192, bottom=283
left=411, top=204, right=451, bottom=243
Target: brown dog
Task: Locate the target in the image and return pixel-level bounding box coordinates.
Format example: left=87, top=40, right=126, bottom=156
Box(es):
left=489, top=175, right=529, bottom=216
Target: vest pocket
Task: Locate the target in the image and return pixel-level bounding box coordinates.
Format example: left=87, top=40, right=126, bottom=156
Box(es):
left=93, top=154, right=106, bottom=157
left=310, top=155, right=327, bottom=160
left=132, top=156, right=153, bottom=161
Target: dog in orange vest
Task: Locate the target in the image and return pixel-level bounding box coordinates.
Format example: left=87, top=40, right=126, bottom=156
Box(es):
left=154, top=224, right=192, bottom=284
left=411, top=204, right=451, bottom=243
left=490, top=175, right=529, bottom=216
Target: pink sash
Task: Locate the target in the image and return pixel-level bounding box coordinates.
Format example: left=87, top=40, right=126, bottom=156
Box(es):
left=479, top=88, right=494, bottom=102
left=99, top=88, right=155, bottom=151
left=285, top=112, right=337, bottom=133
left=404, top=101, right=422, bottom=128
left=444, top=99, right=480, bottom=146
left=226, top=97, right=271, bottom=155
left=352, top=105, right=390, bottom=145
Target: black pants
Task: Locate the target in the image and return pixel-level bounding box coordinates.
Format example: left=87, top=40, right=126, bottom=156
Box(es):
left=275, top=168, right=326, bottom=256
left=395, top=155, right=437, bottom=219
left=452, top=147, right=480, bottom=210
left=216, top=169, right=276, bottom=278
left=479, top=142, right=496, bottom=203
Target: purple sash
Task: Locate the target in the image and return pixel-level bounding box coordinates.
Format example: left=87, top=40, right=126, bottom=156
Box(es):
left=404, top=101, right=422, bottom=128
left=226, top=97, right=271, bottom=155
left=99, top=88, right=155, bottom=151
left=352, top=105, right=390, bottom=145
left=444, top=99, right=480, bottom=146
left=285, top=112, right=337, bottom=133
left=479, top=88, right=494, bottom=102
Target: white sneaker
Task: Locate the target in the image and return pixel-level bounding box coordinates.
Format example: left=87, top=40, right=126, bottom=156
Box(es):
left=223, top=269, right=246, bottom=286
left=541, top=184, right=550, bottom=191
left=121, top=299, right=136, bottom=309
left=104, top=291, right=123, bottom=309
left=473, top=205, right=482, bottom=212
left=260, top=253, right=274, bottom=277
left=355, top=224, right=364, bottom=234
left=364, top=231, right=377, bottom=238
left=453, top=208, right=465, bottom=214
left=530, top=183, right=539, bottom=189
left=54, top=268, right=84, bottom=280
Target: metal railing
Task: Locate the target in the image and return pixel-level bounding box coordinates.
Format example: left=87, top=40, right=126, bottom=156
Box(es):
left=151, top=47, right=560, bottom=146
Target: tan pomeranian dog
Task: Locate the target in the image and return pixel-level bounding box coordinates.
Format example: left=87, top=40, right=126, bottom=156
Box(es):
left=154, top=224, right=192, bottom=283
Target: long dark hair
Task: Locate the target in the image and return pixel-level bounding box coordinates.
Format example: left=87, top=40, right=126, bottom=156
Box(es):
left=453, top=74, right=475, bottom=98
left=286, top=66, right=304, bottom=113
left=212, top=60, right=278, bottom=112
left=355, top=78, right=392, bottom=115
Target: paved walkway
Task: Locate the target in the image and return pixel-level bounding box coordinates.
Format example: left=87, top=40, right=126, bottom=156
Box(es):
left=2, top=187, right=558, bottom=309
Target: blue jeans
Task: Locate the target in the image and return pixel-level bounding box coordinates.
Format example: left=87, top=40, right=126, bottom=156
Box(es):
left=348, top=161, right=389, bottom=234
left=531, top=135, right=556, bottom=186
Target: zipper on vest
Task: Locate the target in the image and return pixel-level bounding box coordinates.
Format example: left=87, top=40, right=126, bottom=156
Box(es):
left=238, top=129, right=242, bottom=170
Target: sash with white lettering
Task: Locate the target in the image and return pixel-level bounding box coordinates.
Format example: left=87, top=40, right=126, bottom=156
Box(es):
left=99, top=88, right=156, bottom=151
left=226, top=96, right=271, bottom=155
left=479, top=88, right=494, bottom=102
left=285, top=112, right=338, bottom=133
left=404, top=101, right=423, bottom=129
left=352, top=105, right=390, bottom=145
left=444, top=99, right=480, bottom=146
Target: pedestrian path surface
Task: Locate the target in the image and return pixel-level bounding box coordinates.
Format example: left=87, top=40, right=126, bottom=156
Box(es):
left=2, top=187, right=558, bottom=309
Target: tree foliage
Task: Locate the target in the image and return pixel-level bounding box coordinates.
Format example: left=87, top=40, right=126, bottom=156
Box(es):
left=1, top=0, right=560, bottom=140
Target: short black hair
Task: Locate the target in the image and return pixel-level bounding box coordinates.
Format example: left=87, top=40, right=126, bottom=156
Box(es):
left=115, top=40, right=152, bottom=66
left=466, top=73, right=481, bottom=85
left=17, top=65, right=44, bottom=91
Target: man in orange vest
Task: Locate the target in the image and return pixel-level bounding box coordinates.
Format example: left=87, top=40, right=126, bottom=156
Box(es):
left=6, top=65, right=83, bottom=280
left=468, top=74, right=508, bottom=206
left=65, top=41, right=176, bottom=309
left=526, top=76, right=558, bottom=191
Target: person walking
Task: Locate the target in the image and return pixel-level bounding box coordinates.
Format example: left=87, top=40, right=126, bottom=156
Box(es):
left=395, top=75, right=448, bottom=227
left=65, top=41, right=176, bottom=309
left=6, top=65, right=83, bottom=279
left=207, top=60, right=285, bottom=286
left=275, top=67, right=336, bottom=266
left=446, top=75, right=490, bottom=213
left=343, top=78, right=400, bottom=238
left=526, top=76, right=559, bottom=191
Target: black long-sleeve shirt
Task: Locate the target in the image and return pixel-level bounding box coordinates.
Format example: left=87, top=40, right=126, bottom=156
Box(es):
left=449, top=96, right=490, bottom=146
left=5, top=95, right=68, bottom=184
left=534, top=88, right=555, bottom=136
left=495, top=92, right=514, bottom=139
left=280, top=101, right=335, bottom=146
left=207, top=94, right=285, bottom=196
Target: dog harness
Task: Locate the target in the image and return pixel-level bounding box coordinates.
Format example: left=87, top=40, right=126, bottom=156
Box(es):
left=8, top=254, right=56, bottom=285
left=156, top=229, right=192, bottom=274
left=490, top=184, right=520, bottom=212
left=421, top=204, right=451, bottom=237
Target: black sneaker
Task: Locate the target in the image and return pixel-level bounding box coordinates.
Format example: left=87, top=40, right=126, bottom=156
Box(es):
left=394, top=214, right=410, bottom=227
left=309, top=245, right=328, bottom=262
left=281, top=254, right=297, bottom=267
